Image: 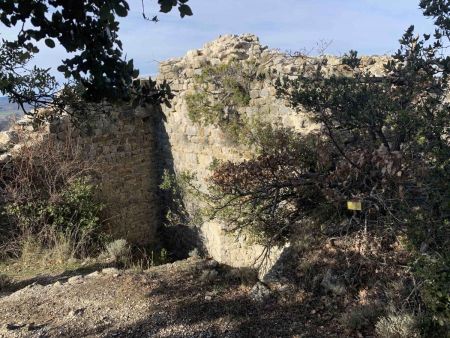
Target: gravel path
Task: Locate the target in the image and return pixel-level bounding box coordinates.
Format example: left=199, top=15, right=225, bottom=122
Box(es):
left=0, top=258, right=343, bottom=338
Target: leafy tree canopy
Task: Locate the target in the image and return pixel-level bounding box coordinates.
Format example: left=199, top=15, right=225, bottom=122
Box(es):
left=0, top=0, right=192, bottom=117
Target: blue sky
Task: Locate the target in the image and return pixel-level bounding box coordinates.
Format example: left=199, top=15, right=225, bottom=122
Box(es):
left=0, top=0, right=436, bottom=81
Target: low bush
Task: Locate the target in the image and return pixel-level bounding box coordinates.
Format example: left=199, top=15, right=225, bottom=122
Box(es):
left=0, top=273, right=10, bottom=290
left=341, top=304, right=384, bottom=332
left=413, top=253, right=450, bottom=329
left=5, top=178, right=104, bottom=257
left=0, top=132, right=103, bottom=261
left=375, top=313, right=420, bottom=338
left=104, top=239, right=131, bottom=266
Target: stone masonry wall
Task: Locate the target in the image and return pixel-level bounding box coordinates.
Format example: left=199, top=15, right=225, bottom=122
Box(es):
left=0, top=34, right=389, bottom=269
left=0, top=105, right=161, bottom=246
left=157, top=34, right=388, bottom=270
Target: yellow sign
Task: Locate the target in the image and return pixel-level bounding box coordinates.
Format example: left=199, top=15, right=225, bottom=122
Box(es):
left=347, top=200, right=362, bottom=211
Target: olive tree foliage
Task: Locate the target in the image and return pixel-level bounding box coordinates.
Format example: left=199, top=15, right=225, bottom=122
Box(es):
left=208, top=0, right=449, bottom=326
left=0, top=0, right=192, bottom=120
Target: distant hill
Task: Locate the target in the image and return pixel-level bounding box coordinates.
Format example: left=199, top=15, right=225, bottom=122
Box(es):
left=0, top=96, right=30, bottom=115
left=0, top=97, right=28, bottom=131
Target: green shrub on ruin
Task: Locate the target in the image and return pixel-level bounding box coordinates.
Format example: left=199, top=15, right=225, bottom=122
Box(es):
left=185, top=61, right=263, bottom=142
left=159, top=169, right=204, bottom=228
left=341, top=50, right=361, bottom=69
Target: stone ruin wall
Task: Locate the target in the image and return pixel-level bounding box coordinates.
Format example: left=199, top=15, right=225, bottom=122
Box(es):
left=157, top=34, right=389, bottom=269
left=0, top=106, right=161, bottom=246
left=0, top=34, right=389, bottom=271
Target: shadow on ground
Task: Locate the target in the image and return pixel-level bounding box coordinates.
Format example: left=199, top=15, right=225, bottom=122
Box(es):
left=85, top=261, right=343, bottom=338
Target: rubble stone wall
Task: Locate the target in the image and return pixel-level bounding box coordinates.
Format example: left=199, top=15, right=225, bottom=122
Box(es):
left=0, top=34, right=388, bottom=270
left=156, top=34, right=388, bottom=269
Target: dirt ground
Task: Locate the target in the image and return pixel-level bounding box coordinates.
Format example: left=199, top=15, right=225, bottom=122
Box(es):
left=0, top=257, right=348, bottom=338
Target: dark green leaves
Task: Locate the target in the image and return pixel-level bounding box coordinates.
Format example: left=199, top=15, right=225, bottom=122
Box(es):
left=44, top=38, right=55, bottom=48
left=342, top=50, right=360, bottom=69
left=179, top=4, right=193, bottom=18
left=158, top=0, right=176, bottom=13
left=130, top=77, right=174, bottom=109
left=113, top=2, right=129, bottom=17
left=158, top=0, right=193, bottom=17
left=0, top=0, right=192, bottom=104
left=159, top=3, right=173, bottom=13
left=420, top=0, right=450, bottom=35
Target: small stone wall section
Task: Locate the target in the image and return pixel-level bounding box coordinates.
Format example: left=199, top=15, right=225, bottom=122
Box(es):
left=0, top=106, right=160, bottom=246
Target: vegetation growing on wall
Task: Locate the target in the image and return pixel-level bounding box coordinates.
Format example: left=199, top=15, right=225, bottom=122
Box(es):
left=159, top=169, right=203, bottom=228
left=185, top=61, right=265, bottom=142
left=158, top=169, right=206, bottom=259
left=341, top=50, right=361, bottom=69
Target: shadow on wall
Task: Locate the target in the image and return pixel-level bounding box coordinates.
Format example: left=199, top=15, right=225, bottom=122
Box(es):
left=152, top=106, right=206, bottom=260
